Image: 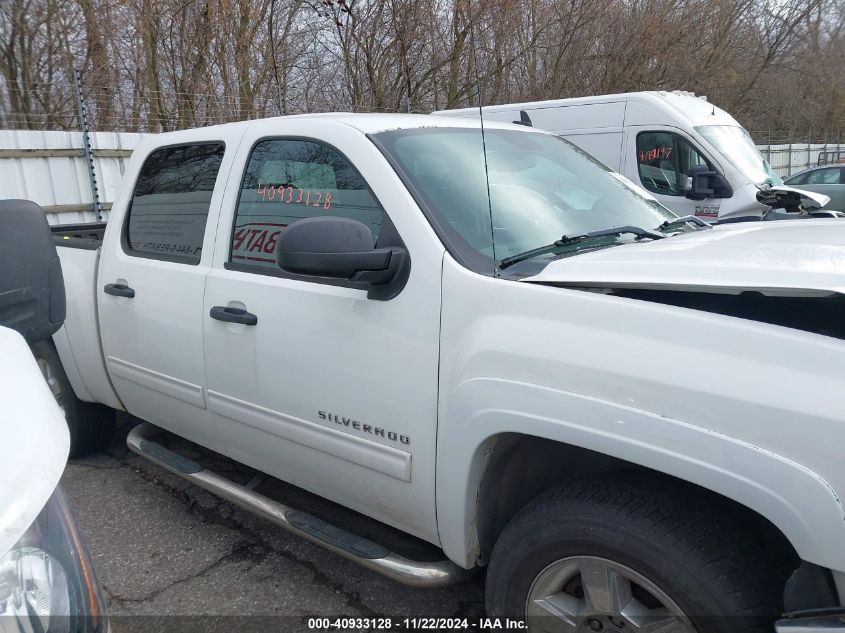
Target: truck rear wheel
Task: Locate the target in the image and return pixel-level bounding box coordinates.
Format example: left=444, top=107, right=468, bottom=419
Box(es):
left=30, top=339, right=115, bottom=458
left=486, top=474, right=791, bottom=633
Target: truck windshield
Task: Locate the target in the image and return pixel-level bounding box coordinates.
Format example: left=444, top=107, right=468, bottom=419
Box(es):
left=695, top=125, right=782, bottom=187
left=373, top=128, right=674, bottom=272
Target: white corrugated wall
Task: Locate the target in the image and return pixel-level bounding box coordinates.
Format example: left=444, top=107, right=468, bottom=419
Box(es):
left=0, top=130, right=150, bottom=225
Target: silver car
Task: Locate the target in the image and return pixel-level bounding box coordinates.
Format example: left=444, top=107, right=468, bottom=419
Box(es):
left=784, top=164, right=845, bottom=211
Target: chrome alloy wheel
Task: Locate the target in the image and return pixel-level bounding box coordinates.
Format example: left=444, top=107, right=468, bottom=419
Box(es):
left=37, top=357, right=65, bottom=414
left=526, top=556, right=695, bottom=633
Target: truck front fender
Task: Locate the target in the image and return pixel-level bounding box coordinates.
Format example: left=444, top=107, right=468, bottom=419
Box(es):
left=436, top=377, right=845, bottom=571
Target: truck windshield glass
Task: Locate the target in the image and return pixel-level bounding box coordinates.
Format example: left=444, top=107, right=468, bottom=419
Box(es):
left=373, top=128, right=674, bottom=272
left=695, top=125, right=782, bottom=187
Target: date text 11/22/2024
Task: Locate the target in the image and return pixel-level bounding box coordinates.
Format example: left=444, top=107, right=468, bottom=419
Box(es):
left=307, top=618, right=528, bottom=630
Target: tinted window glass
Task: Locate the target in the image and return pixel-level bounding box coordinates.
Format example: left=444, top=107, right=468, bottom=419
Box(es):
left=805, top=168, right=841, bottom=185
left=637, top=132, right=710, bottom=196
left=231, top=139, right=384, bottom=268
left=783, top=172, right=806, bottom=185
left=127, top=143, right=225, bottom=263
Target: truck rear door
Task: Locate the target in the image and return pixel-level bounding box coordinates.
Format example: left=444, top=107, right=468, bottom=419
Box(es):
left=97, top=139, right=235, bottom=448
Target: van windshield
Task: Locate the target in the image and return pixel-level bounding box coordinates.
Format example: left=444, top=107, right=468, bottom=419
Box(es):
left=695, top=125, right=782, bottom=187
left=373, top=128, right=674, bottom=272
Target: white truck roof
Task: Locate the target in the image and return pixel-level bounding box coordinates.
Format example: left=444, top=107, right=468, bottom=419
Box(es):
left=141, top=112, right=536, bottom=149
left=434, top=91, right=740, bottom=130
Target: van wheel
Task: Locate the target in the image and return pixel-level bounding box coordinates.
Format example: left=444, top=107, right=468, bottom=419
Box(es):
left=486, top=474, right=790, bottom=633
left=30, top=339, right=115, bottom=458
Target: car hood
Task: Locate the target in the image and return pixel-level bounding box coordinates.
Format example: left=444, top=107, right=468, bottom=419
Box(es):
left=521, top=220, right=845, bottom=297
left=0, top=327, right=69, bottom=557
left=768, top=184, right=830, bottom=210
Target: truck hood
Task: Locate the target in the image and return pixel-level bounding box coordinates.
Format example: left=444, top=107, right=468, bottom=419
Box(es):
left=521, top=220, right=845, bottom=297
left=0, top=327, right=69, bottom=557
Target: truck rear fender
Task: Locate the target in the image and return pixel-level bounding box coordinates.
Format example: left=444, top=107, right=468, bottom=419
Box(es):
left=53, top=245, right=123, bottom=410
left=51, top=326, right=94, bottom=401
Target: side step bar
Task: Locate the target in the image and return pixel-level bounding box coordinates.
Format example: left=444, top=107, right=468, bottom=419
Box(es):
left=776, top=609, right=845, bottom=632
left=126, top=422, right=471, bottom=587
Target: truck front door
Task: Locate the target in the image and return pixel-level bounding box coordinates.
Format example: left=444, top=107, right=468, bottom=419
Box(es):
left=627, top=127, right=723, bottom=220
left=202, top=123, right=443, bottom=544
left=98, top=141, right=231, bottom=448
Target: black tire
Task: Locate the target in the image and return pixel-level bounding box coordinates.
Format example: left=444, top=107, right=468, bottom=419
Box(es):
left=30, top=339, right=115, bottom=458
left=486, top=473, right=793, bottom=633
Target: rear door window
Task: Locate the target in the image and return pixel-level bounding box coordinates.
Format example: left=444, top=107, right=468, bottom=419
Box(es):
left=230, top=139, right=384, bottom=270
left=125, top=143, right=225, bottom=264
left=805, top=168, right=842, bottom=185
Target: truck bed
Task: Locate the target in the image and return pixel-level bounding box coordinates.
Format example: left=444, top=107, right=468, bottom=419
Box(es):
left=52, top=222, right=107, bottom=250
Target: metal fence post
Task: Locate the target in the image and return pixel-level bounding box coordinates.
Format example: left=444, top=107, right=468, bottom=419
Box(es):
left=807, top=128, right=812, bottom=168
left=823, top=129, right=828, bottom=164
left=787, top=140, right=792, bottom=175
left=766, top=129, right=772, bottom=163
left=74, top=68, right=102, bottom=222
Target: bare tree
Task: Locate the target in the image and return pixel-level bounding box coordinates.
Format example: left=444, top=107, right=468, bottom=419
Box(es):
left=0, top=0, right=842, bottom=133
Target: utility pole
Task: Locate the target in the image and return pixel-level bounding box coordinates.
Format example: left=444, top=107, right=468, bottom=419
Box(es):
left=74, top=68, right=102, bottom=222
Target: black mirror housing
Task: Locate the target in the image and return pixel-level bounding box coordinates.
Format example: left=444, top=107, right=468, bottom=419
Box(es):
left=685, top=165, right=733, bottom=200
left=710, top=173, right=733, bottom=198
left=276, top=216, right=409, bottom=300
left=0, top=199, right=66, bottom=343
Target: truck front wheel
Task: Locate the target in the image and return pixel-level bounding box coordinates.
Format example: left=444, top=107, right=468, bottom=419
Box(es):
left=486, top=474, right=792, bottom=633
left=31, top=339, right=115, bottom=458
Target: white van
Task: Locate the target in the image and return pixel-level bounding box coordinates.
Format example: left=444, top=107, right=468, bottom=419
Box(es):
left=435, top=91, right=830, bottom=222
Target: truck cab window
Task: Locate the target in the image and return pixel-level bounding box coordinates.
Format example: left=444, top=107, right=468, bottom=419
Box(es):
left=230, top=139, right=384, bottom=269
left=636, top=132, right=710, bottom=196
left=125, top=143, right=225, bottom=264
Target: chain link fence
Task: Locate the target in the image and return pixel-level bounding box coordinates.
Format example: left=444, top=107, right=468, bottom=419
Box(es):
left=3, top=87, right=842, bottom=182
left=752, top=130, right=845, bottom=178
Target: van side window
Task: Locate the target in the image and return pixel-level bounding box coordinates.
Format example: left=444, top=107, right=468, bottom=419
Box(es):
left=230, top=139, right=384, bottom=269
left=126, top=143, right=225, bottom=264
left=636, top=132, right=710, bottom=196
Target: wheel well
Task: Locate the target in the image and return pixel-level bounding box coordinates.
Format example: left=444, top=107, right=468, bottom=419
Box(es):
left=475, top=434, right=800, bottom=575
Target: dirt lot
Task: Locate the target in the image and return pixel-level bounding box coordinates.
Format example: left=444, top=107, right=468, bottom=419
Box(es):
left=61, top=417, right=485, bottom=632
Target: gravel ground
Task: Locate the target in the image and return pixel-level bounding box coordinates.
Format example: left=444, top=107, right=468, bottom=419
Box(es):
left=61, top=417, right=485, bottom=632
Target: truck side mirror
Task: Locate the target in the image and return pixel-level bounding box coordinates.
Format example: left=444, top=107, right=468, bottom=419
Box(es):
left=0, top=199, right=66, bottom=343
left=685, top=165, right=733, bottom=200
left=276, top=216, right=408, bottom=300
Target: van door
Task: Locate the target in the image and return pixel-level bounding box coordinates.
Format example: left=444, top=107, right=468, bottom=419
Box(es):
left=626, top=127, right=722, bottom=219
left=800, top=167, right=845, bottom=211
left=202, top=126, right=442, bottom=543
left=98, top=142, right=230, bottom=448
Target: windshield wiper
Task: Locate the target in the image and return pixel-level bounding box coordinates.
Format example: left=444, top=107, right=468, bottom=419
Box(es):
left=656, top=215, right=712, bottom=233
left=499, top=225, right=665, bottom=270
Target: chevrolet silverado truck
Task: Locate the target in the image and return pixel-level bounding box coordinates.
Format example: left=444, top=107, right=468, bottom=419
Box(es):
left=20, top=114, right=845, bottom=632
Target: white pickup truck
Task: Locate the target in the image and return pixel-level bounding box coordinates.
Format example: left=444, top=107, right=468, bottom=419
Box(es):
left=25, top=114, right=845, bottom=632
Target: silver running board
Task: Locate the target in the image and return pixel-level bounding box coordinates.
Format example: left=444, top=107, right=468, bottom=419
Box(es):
left=775, top=610, right=845, bottom=632
left=126, top=422, right=471, bottom=587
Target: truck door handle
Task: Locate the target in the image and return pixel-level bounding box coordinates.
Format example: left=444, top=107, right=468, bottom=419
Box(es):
left=104, top=283, right=135, bottom=298
left=209, top=306, right=258, bottom=326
